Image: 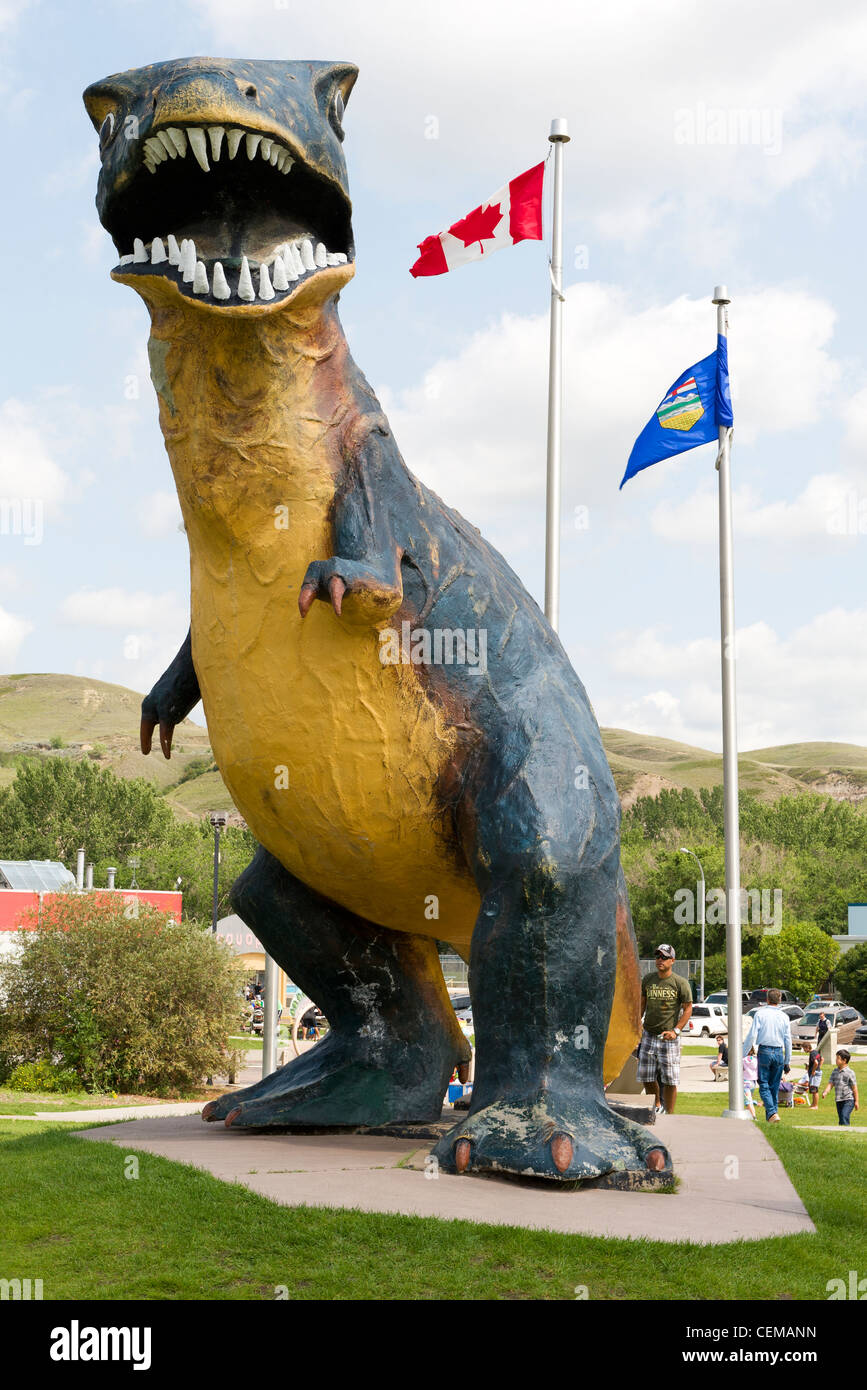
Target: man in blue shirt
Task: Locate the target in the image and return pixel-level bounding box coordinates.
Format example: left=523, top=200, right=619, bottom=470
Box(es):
left=742, top=988, right=792, bottom=1123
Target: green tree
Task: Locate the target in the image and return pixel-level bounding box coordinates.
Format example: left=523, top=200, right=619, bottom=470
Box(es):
left=0, top=759, right=175, bottom=863
left=742, top=922, right=840, bottom=1001
left=0, top=893, right=243, bottom=1094
left=834, top=942, right=867, bottom=1015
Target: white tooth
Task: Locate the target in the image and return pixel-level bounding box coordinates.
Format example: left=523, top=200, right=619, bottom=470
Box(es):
left=208, top=126, right=225, bottom=161
left=167, top=233, right=181, bottom=266
left=246, top=133, right=262, bottom=159
left=133, top=237, right=148, bottom=263
left=314, top=242, right=327, bottom=268
left=288, top=242, right=304, bottom=276
left=299, top=239, right=316, bottom=272
left=145, top=138, right=165, bottom=163
left=188, top=128, right=209, bottom=172
left=193, top=260, right=209, bottom=294
left=260, top=138, right=272, bottom=159
left=274, top=148, right=287, bottom=171
left=151, top=237, right=167, bottom=264
left=281, top=245, right=299, bottom=281
left=332, top=252, right=348, bottom=264
left=181, top=239, right=196, bottom=282
left=167, top=127, right=188, bottom=157
left=237, top=255, right=255, bottom=301
left=119, top=253, right=135, bottom=265
left=281, top=155, right=294, bottom=174
left=325, top=252, right=341, bottom=266
left=157, top=131, right=178, bottom=158
left=212, top=261, right=231, bottom=300
left=272, top=255, right=289, bottom=291
left=144, top=156, right=156, bottom=174
left=258, top=262, right=275, bottom=300
left=227, top=127, right=244, bottom=158
left=269, top=145, right=280, bottom=166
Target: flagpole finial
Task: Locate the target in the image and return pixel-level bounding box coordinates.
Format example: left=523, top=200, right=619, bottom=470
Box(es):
left=549, top=117, right=570, bottom=143
left=712, top=285, right=730, bottom=304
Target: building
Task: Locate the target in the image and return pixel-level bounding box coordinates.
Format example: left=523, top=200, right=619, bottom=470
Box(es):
left=832, top=903, right=867, bottom=958
left=0, top=858, right=182, bottom=956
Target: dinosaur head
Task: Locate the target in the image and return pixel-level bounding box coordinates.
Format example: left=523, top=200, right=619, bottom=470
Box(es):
left=83, top=57, right=357, bottom=315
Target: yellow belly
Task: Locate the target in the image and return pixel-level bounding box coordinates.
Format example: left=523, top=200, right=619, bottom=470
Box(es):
left=187, top=483, right=481, bottom=950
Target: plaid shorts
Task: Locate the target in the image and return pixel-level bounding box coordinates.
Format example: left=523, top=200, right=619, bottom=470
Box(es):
left=637, top=1029, right=681, bottom=1087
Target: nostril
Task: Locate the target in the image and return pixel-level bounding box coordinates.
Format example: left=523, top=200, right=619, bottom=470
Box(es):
left=245, top=84, right=257, bottom=99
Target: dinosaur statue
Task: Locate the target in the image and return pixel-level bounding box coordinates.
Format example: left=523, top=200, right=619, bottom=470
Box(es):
left=83, top=56, right=670, bottom=1185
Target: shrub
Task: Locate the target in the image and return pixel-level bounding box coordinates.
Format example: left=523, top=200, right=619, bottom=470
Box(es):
left=0, top=894, right=243, bottom=1095
left=7, top=1058, right=80, bottom=1093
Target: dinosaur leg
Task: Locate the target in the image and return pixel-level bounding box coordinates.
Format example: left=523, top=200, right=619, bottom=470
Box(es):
left=204, top=846, right=470, bottom=1128
left=431, top=734, right=671, bottom=1184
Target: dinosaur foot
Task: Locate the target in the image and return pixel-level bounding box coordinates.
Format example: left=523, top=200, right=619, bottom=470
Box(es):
left=432, top=1090, right=672, bottom=1186
left=203, top=1031, right=460, bottom=1130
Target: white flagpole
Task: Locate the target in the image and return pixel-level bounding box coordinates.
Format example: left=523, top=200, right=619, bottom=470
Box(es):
left=544, top=118, right=569, bottom=631
left=713, top=285, right=747, bottom=1120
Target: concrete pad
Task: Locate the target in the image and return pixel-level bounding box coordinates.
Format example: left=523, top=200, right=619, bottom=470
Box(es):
left=77, top=1111, right=814, bottom=1244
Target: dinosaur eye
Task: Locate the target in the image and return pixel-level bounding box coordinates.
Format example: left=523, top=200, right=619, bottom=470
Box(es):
left=99, top=111, right=115, bottom=147
left=330, top=88, right=345, bottom=141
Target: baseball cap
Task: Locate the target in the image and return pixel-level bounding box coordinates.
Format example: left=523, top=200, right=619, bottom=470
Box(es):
left=655, top=943, right=676, bottom=959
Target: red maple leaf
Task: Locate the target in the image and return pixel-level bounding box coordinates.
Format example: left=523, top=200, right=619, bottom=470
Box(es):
left=449, top=200, right=504, bottom=252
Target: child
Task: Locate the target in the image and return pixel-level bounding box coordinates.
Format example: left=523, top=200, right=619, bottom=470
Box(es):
left=742, top=1047, right=758, bottom=1119
left=821, top=1048, right=860, bottom=1126
left=805, top=1041, right=823, bottom=1110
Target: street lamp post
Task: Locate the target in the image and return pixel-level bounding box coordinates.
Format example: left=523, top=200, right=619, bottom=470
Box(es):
left=679, top=847, right=706, bottom=1002
left=208, top=812, right=228, bottom=933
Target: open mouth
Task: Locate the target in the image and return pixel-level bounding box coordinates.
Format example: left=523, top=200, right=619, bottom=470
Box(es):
left=107, top=122, right=353, bottom=307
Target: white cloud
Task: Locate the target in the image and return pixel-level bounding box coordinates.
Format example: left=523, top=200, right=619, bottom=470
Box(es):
left=599, top=608, right=867, bottom=748
left=59, top=588, right=185, bottom=630
left=0, top=602, right=32, bottom=665
left=380, top=282, right=840, bottom=536
left=651, top=473, right=867, bottom=546
left=0, top=398, right=73, bottom=509
left=139, top=490, right=184, bottom=539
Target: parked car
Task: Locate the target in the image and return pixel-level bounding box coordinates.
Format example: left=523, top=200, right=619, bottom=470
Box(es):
left=682, top=1002, right=729, bottom=1038
left=853, top=1021, right=867, bottom=1046
left=704, top=990, right=751, bottom=1011
left=746, top=988, right=803, bottom=1009
left=792, top=1006, right=863, bottom=1046
left=449, top=993, right=473, bottom=1023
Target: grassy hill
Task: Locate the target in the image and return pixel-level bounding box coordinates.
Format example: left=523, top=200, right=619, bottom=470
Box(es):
left=0, top=674, right=864, bottom=818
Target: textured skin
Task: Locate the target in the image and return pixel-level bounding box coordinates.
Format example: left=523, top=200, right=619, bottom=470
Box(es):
left=85, top=57, right=670, bottom=1183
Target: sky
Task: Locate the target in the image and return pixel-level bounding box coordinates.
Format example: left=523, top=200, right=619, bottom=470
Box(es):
left=1, top=0, right=866, bottom=751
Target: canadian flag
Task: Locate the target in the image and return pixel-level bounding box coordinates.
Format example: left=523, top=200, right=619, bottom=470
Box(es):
left=410, top=162, right=545, bottom=277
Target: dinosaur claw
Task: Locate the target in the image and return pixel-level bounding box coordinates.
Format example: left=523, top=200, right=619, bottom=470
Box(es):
left=159, top=720, right=174, bottom=759
left=454, top=1137, right=471, bottom=1173
left=298, top=583, right=316, bottom=618
left=140, top=716, right=155, bottom=755
left=646, top=1148, right=666, bottom=1172
left=201, top=1100, right=219, bottom=1122
left=457, top=1061, right=470, bottom=1084
left=551, top=1133, right=573, bottom=1173
left=328, top=574, right=346, bottom=616
left=225, top=1106, right=243, bottom=1128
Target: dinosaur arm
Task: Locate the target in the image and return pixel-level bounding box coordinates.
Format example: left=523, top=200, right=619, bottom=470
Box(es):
left=140, top=626, right=201, bottom=759
left=298, top=423, right=404, bottom=625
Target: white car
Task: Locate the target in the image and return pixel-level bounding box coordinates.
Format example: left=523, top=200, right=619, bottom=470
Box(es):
left=682, top=1002, right=728, bottom=1038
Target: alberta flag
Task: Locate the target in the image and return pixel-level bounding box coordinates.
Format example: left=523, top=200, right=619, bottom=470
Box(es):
left=620, top=336, right=734, bottom=488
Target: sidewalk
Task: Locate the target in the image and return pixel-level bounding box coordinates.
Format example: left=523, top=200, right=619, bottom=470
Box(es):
left=78, top=1110, right=814, bottom=1245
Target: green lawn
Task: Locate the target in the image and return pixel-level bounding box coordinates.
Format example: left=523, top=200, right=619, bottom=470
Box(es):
left=0, top=1105, right=864, bottom=1300
left=675, top=1056, right=866, bottom=1128
left=0, top=1086, right=213, bottom=1117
